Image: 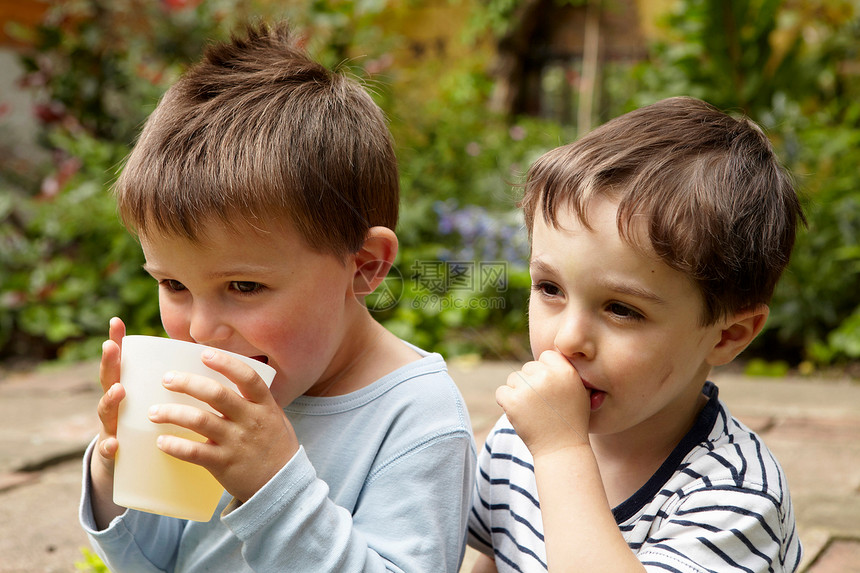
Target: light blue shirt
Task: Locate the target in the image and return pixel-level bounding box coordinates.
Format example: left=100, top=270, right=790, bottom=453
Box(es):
left=81, top=347, right=476, bottom=572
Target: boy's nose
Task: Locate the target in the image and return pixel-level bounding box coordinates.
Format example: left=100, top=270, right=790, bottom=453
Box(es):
left=553, top=310, right=595, bottom=360
left=188, top=304, right=231, bottom=346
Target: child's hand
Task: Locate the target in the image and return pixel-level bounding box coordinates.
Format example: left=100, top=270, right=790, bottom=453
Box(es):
left=495, top=350, right=591, bottom=457
left=92, top=317, right=127, bottom=480
left=147, top=349, right=299, bottom=503
left=90, top=317, right=129, bottom=528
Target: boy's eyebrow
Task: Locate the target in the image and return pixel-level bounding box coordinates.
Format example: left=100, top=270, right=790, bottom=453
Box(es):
left=598, top=279, right=667, bottom=305
left=141, top=264, right=273, bottom=278
left=530, top=257, right=666, bottom=304
left=528, top=258, right=556, bottom=276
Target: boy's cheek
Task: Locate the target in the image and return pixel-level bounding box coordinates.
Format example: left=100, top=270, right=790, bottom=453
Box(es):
left=159, top=307, right=191, bottom=341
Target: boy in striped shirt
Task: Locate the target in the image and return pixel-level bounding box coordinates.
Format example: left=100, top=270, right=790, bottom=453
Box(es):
left=468, top=97, right=804, bottom=572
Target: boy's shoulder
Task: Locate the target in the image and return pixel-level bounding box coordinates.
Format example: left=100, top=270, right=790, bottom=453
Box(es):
left=620, top=385, right=802, bottom=571
left=621, top=383, right=792, bottom=516
left=373, top=345, right=471, bottom=422
left=675, top=384, right=789, bottom=497
left=288, top=343, right=470, bottom=428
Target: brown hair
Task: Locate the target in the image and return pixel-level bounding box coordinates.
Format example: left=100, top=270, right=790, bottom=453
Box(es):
left=521, top=96, right=805, bottom=325
left=115, top=22, right=399, bottom=256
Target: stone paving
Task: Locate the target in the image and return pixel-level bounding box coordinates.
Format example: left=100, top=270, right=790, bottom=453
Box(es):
left=0, top=358, right=858, bottom=572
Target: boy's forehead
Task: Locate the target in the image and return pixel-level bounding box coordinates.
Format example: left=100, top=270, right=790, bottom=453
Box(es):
left=139, top=211, right=292, bottom=245
left=532, top=197, right=661, bottom=263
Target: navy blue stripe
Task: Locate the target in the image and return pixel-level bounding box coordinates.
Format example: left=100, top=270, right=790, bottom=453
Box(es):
left=493, top=548, right=525, bottom=573
left=489, top=451, right=535, bottom=471
left=479, top=496, right=544, bottom=542
left=648, top=543, right=705, bottom=567
left=749, top=429, right=769, bottom=492
left=640, top=561, right=686, bottom=573
left=729, top=528, right=775, bottom=572
left=480, top=473, right=541, bottom=510
left=469, top=505, right=491, bottom=537
left=467, top=524, right=492, bottom=550
left=699, top=536, right=755, bottom=572
left=491, top=527, right=547, bottom=570
left=500, top=507, right=544, bottom=542
left=675, top=496, right=780, bottom=545
left=706, top=450, right=741, bottom=482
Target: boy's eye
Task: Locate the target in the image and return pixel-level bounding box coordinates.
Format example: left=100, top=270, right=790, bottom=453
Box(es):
left=607, top=302, right=644, bottom=321
left=532, top=282, right=561, bottom=297
left=160, top=279, right=186, bottom=292
left=231, top=281, right=264, bottom=294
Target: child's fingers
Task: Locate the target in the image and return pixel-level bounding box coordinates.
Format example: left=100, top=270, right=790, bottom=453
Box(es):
left=99, top=436, right=120, bottom=459
left=495, top=384, right=514, bottom=410
left=504, top=368, right=530, bottom=390
left=537, top=349, right=574, bottom=369
left=99, top=340, right=122, bottom=394
left=154, top=434, right=222, bottom=468
left=108, top=316, right=126, bottom=348
left=497, top=370, right=529, bottom=410
left=96, top=383, right=125, bottom=433
left=99, top=317, right=127, bottom=393
left=160, top=370, right=248, bottom=423
left=95, top=383, right=125, bottom=465
left=147, top=401, right=229, bottom=444
left=519, top=360, right=541, bottom=376
left=200, top=350, right=272, bottom=404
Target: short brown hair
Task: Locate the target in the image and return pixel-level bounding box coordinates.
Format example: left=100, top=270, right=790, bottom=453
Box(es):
left=521, top=96, right=805, bottom=325
left=115, top=22, right=399, bottom=256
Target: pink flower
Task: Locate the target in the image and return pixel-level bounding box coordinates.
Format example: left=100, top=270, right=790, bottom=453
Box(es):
left=162, top=0, right=202, bottom=11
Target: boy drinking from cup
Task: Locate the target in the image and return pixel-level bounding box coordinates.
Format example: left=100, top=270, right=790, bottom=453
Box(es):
left=80, top=22, right=476, bottom=572
left=468, top=97, right=804, bottom=572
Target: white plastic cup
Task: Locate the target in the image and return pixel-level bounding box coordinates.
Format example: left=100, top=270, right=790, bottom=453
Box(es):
left=113, top=335, right=276, bottom=522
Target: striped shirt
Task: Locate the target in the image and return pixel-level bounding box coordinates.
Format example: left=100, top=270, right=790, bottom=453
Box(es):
left=468, top=382, right=802, bottom=572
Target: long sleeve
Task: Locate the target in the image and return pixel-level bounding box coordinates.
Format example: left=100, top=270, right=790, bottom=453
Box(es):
left=80, top=440, right=185, bottom=573
left=224, top=436, right=474, bottom=572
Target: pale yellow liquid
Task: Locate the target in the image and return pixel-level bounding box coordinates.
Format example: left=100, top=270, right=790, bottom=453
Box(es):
left=113, top=424, right=224, bottom=522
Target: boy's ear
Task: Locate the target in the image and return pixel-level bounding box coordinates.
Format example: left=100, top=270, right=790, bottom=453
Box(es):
left=352, top=226, right=399, bottom=296
left=707, top=305, right=770, bottom=366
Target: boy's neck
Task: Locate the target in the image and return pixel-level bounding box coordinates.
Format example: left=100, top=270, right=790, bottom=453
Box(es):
left=306, top=311, right=420, bottom=399
left=590, top=385, right=709, bottom=508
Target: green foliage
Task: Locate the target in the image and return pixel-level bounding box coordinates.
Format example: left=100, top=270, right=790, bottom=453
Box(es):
left=14, top=0, right=280, bottom=145
left=744, top=358, right=791, bottom=378
left=0, top=0, right=565, bottom=363
left=623, top=0, right=835, bottom=118
left=1, top=0, right=288, bottom=360
left=75, top=547, right=109, bottom=572
left=3, top=0, right=859, bottom=369
left=0, top=132, right=158, bottom=359
left=618, top=0, right=860, bottom=367
left=767, top=99, right=860, bottom=364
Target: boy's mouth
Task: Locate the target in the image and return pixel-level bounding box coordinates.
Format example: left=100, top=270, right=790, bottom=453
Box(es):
left=582, top=380, right=606, bottom=411
left=250, top=355, right=269, bottom=364
left=588, top=389, right=606, bottom=410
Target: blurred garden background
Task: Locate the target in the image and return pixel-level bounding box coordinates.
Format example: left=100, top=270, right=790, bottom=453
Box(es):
left=1, top=0, right=859, bottom=376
